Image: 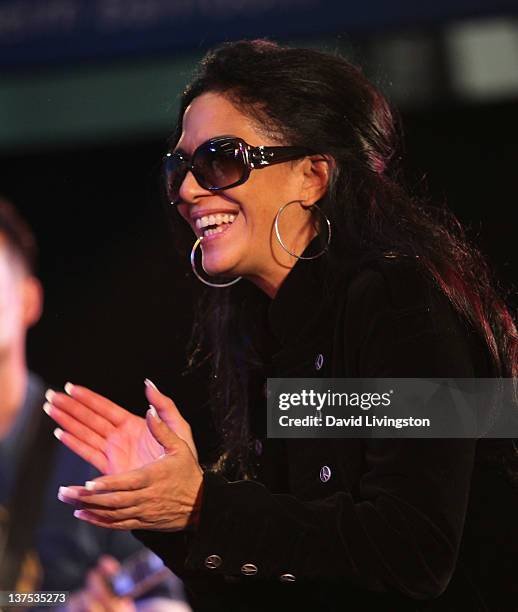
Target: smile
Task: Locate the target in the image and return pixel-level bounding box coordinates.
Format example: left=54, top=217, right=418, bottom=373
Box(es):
left=195, top=213, right=237, bottom=238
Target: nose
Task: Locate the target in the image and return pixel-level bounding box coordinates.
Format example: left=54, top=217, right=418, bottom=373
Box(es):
left=178, top=168, right=211, bottom=205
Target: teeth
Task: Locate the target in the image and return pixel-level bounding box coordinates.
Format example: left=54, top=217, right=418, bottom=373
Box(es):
left=203, top=225, right=229, bottom=237
left=195, top=213, right=238, bottom=231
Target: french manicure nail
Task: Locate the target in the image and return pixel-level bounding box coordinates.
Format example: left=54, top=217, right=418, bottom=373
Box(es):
left=64, top=382, right=74, bottom=396
left=85, top=481, right=99, bottom=491
left=45, top=389, right=55, bottom=403
left=58, top=486, right=78, bottom=499
left=144, top=378, right=158, bottom=390
left=54, top=427, right=64, bottom=440
left=74, top=510, right=85, bottom=519
left=43, top=402, right=52, bottom=416
left=148, top=405, right=160, bottom=421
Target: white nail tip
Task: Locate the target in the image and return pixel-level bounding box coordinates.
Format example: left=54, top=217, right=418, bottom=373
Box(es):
left=43, top=402, right=52, bottom=415
left=54, top=427, right=64, bottom=440
left=45, top=389, right=55, bottom=403
left=84, top=481, right=97, bottom=491
left=64, top=382, right=74, bottom=395
left=144, top=378, right=158, bottom=390
left=149, top=405, right=160, bottom=421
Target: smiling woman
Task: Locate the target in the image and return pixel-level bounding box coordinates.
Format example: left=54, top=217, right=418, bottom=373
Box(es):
left=46, top=40, right=518, bottom=612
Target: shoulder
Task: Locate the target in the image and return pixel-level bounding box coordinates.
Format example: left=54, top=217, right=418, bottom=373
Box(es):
left=342, top=255, right=447, bottom=349
left=345, top=254, right=435, bottom=314
left=338, top=255, right=490, bottom=377
left=343, top=254, right=466, bottom=336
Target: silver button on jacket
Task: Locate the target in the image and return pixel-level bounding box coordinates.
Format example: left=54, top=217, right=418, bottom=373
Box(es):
left=320, top=465, right=332, bottom=483
left=241, top=563, right=258, bottom=576
left=204, top=554, right=222, bottom=569
left=279, top=573, right=296, bottom=582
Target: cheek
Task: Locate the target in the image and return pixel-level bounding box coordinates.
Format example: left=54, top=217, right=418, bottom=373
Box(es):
left=0, top=294, right=23, bottom=342
left=238, top=170, right=293, bottom=221
left=176, top=204, right=192, bottom=228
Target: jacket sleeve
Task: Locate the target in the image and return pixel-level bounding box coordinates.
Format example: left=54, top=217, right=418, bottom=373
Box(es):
left=135, top=263, right=483, bottom=600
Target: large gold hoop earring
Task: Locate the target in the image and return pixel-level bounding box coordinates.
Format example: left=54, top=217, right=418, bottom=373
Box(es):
left=274, top=201, right=331, bottom=260
left=190, top=237, right=242, bottom=288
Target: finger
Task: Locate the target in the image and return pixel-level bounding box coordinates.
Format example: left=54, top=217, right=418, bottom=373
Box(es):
left=45, top=392, right=115, bottom=438
left=59, top=488, right=143, bottom=510
left=144, top=379, right=186, bottom=430
left=73, top=504, right=142, bottom=521
left=62, top=383, right=129, bottom=427
left=74, top=509, right=142, bottom=530
left=84, top=467, right=149, bottom=492
left=57, top=485, right=91, bottom=505
left=58, top=485, right=89, bottom=496
left=143, top=381, right=198, bottom=460
left=54, top=428, right=108, bottom=473
left=146, top=407, right=182, bottom=453
left=44, top=403, right=108, bottom=453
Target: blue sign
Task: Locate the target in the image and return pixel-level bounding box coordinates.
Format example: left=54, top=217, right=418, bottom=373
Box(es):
left=1, top=0, right=517, bottom=70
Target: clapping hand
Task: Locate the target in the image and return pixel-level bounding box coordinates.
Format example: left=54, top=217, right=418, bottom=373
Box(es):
left=44, top=379, right=198, bottom=473
left=45, top=381, right=203, bottom=531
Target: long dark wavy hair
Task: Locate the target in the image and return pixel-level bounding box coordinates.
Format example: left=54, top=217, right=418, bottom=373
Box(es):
left=167, top=40, right=518, bottom=479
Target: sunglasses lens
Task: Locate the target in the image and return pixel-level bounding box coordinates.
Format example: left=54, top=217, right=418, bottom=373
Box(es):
left=164, top=154, right=188, bottom=204
left=194, top=140, right=245, bottom=190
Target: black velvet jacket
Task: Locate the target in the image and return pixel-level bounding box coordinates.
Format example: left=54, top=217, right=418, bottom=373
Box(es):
left=136, top=249, right=517, bottom=611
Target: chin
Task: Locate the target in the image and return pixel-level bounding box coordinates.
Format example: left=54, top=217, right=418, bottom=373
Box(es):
left=202, top=254, right=241, bottom=279
left=201, top=237, right=246, bottom=272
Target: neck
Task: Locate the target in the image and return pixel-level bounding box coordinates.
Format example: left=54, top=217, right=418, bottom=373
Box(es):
left=249, top=266, right=292, bottom=299
left=249, top=224, right=318, bottom=298
left=0, top=347, right=28, bottom=440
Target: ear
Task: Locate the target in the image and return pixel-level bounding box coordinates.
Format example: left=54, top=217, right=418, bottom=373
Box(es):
left=22, top=275, right=43, bottom=328
left=299, top=155, right=333, bottom=206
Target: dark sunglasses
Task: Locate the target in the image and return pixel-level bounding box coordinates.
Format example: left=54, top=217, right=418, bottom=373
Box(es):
left=163, top=136, right=315, bottom=204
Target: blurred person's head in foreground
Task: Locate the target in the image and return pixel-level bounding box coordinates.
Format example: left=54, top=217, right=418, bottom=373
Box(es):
left=0, top=198, right=42, bottom=434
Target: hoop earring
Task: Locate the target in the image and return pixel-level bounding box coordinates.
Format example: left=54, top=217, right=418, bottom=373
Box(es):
left=190, top=237, right=242, bottom=288
left=274, top=201, right=331, bottom=260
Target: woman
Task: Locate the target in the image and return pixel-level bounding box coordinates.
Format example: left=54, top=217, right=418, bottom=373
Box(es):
left=47, top=40, right=517, bottom=611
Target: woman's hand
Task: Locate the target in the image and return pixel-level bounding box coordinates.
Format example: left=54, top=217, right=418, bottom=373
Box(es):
left=66, top=555, right=136, bottom=612
left=57, top=407, right=204, bottom=531
left=44, top=380, right=198, bottom=474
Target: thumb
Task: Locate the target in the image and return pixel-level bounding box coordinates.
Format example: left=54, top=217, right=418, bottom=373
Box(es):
left=144, top=379, right=184, bottom=431
left=146, top=406, right=183, bottom=454
left=144, top=379, right=198, bottom=461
